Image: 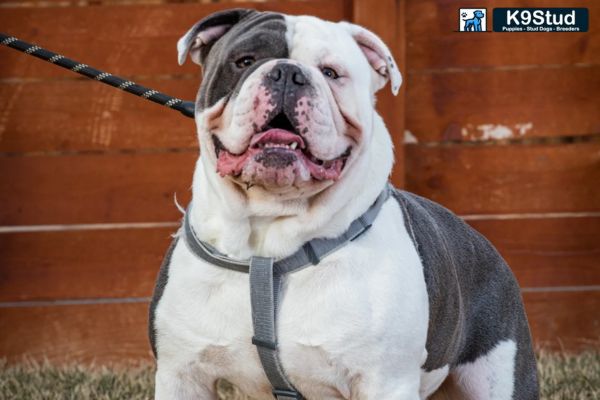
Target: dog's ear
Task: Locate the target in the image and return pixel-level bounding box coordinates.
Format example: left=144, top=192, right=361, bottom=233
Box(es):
left=339, top=22, right=402, bottom=96
left=177, top=8, right=254, bottom=66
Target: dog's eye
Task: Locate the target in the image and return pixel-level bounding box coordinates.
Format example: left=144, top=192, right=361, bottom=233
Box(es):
left=235, top=56, right=256, bottom=69
left=321, top=66, right=339, bottom=80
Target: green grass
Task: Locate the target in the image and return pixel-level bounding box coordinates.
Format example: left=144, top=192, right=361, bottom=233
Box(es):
left=1, top=352, right=598, bottom=399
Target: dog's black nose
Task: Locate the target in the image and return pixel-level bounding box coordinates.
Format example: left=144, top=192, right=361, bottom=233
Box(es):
left=268, top=67, right=282, bottom=82
left=268, top=64, right=306, bottom=86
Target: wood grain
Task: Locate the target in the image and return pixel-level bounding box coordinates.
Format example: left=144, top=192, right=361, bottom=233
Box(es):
left=405, top=66, right=600, bottom=142
left=405, top=141, right=600, bottom=215
left=0, top=303, right=153, bottom=364
left=1, top=216, right=597, bottom=302
left=0, top=227, right=176, bottom=302
left=0, top=151, right=195, bottom=225
left=0, top=75, right=406, bottom=155
left=0, top=291, right=596, bottom=364
left=405, top=0, right=600, bottom=70
left=0, top=78, right=198, bottom=153
left=0, top=1, right=349, bottom=79
left=0, top=1, right=353, bottom=155
left=0, top=0, right=597, bottom=365
left=0, top=0, right=317, bottom=4
left=468, top=217, right=600, bottom=288
left=524, top=290, right=600, bottom=351
left=393, top=0, right=406, bottom=187
left=353, top=0, right=405, bottom=186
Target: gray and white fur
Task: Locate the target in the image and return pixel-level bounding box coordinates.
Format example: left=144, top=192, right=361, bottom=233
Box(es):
left=150, top=9, right=539, bottom=399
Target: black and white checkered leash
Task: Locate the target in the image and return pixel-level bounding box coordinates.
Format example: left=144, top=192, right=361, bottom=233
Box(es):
left=0, top=33, right=195, bottom=119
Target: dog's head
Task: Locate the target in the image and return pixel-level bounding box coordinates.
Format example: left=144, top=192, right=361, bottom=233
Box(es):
left=473, top=10, right=485, bottom=19
left=178, top=9, right=401, bottom=199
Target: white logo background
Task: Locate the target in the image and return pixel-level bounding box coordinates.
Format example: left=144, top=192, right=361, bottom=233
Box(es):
left=459, top=8, right=488, bottom=31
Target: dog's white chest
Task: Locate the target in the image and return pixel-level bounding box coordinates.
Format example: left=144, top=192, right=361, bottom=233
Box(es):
left=154, top=201, right=429, bottom=399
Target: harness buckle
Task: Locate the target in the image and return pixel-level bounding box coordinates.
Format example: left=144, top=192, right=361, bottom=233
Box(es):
left=302, top=242, right=320, bottom=265
left=272, top=388, right=303, bottom=399
left=349, top=215, right=373, bottom=241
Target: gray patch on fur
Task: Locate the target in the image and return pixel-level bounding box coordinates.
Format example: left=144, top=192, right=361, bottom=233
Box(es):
left=148, top=238, right=178, bottom=359
left=197, top=10, right=288, bottom=110
left=391, top=189, right=539, bottom=399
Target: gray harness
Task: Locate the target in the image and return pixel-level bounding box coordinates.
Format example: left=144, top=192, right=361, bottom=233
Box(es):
left=182, top=185, right=391, bottom=400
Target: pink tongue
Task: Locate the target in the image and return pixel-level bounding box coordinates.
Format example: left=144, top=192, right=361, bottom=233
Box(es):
left=250, top=129, right=305, bottom=147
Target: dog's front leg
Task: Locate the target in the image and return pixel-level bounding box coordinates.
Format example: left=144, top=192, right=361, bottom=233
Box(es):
left=154, top=366, right=218, bottom=400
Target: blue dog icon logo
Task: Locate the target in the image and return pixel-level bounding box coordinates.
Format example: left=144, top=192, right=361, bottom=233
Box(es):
left=459, top=8, right=487, bottom=32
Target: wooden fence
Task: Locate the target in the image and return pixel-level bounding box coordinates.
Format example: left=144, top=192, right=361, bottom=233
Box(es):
left=0, top=0, right=598, bottom=364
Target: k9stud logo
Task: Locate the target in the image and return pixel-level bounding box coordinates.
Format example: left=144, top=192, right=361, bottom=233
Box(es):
left=459, top=8, right=487, bottom=32
left=492, top=8, right=589, bottom=32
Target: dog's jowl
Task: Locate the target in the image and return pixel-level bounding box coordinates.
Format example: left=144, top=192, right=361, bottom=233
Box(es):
left=149, top=9, right=539, bottom=400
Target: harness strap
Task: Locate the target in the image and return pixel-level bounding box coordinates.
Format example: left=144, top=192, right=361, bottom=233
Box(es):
left=250, top=256, right=302, bottom=399
left=182, top=185, right=391, bottom=399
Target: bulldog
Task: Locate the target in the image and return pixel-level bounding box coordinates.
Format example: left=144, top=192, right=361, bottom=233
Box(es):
left=149, top=9, right=539, bottom=400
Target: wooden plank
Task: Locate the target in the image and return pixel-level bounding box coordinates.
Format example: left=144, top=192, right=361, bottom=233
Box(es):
left=524, top=290, right=600, bottom=351
left=406, top=0, right=600, bottom=70
left=393, top=0, right=406, bottom=188
left=405, top=65, right=600, bottom=142
left=0, top=67, right=419, bottom=155
left=0, top=2, right=353, bottom=155
left=2, top=216, right=597, bottom=302
left=0, top=0, right=206, bottom=4
left=353, top=0, right=405, bottom=186
left=0, top=227, right=176, bottom=302
left=0, top=303, right=152, bottom=364
left=0, top=1, right=350, bottom=79
left=0, top=78, right=198, bottom=153
left=0, top=0, right=338, bottom=5
left=405, top=141, right=600, bottom=215
left=0, top=151, right=195, bottom=225
left=0, top=290, right=596, bottom=364
left=0, top=0, right=326, bottom=5
left=468, top=217, right=600, bottom=288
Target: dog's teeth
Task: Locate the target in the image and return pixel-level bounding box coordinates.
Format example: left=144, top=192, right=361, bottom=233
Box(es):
left=260, top=142, right=299, bottom=149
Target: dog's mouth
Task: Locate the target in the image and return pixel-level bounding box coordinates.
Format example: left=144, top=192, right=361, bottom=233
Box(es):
left=213, top=112, right=351, bottom=184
